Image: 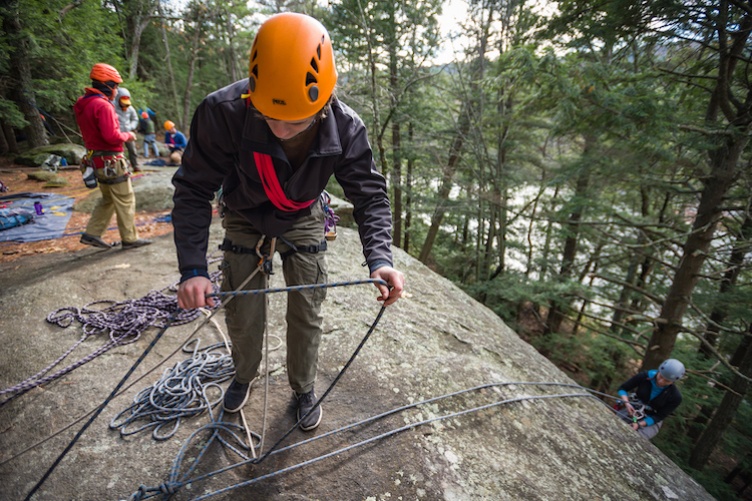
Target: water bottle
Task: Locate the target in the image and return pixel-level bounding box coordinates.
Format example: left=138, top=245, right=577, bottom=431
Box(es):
left=83, top=166, right=98, bottom=189
left=34, top=201, right=44, bottom=215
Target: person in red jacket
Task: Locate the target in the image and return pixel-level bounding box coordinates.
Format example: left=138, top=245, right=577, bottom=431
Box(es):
left=74, top=63, right=151, bottom=249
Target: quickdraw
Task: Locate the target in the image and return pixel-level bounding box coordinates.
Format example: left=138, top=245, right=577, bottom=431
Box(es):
left=615, top=393, right=649, bottom=422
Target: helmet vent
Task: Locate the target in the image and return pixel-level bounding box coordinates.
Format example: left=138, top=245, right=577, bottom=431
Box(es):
left=306, top=70, right=317, bottom=86
left=310, top=57, right=319, bottom=73
left=317, top=42, right=322, bottom=58
left=251, top=65, right=259, bottom=78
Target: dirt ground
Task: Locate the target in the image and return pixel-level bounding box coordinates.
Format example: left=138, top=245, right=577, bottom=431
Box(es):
left=0, top=159, right=173, bottom=265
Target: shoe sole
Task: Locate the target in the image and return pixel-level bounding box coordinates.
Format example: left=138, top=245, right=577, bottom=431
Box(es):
left=122, top=242, right=152, bottom=250
left=80, top=239, right=111, bottom=249
left=223, top=381, right=253, bottom=413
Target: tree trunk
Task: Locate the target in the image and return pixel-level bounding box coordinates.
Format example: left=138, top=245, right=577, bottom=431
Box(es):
left=689, top=323, right=752, bottom=470
left=0, top=120, right=9, bottom=155
left=223, top=6, right=239, bottom=83
left=389, top=31, right=403, bottom=249
left=128, top=18, right=152, bottom=80
left=1, top=120, right=19, bottom=154
left=3, top=0, right=48, bottom=149
left=157, top=1, right=181, bottom=127
left=698, top=208, right=751, bottom=358
left=404, top=121, right=414, bottom=253
left=644, top=7, right=752, bottom=369
left=183, top=8, right=205, bottom=130
left=419, top=5, right=491, bottom=264
left=644, top=135, right=747, bottom=368
left=546, top=135, right=594, bottom=334
left=418, top=118, right=468, bottom=263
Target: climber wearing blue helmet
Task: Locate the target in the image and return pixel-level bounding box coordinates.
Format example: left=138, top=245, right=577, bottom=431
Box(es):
left=615, top=358, right=685, bottom=440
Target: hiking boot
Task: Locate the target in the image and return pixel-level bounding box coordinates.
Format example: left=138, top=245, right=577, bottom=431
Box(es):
left=122, top=239, right=152, bottom=250
left=294, top=389, right=322, bottom=431
left=223, top=379, right=252, bottom=413
left=80, top=233, right=113, bottom=249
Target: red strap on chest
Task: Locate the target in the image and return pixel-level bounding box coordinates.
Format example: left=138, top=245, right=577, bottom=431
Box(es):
left=254, top=152, right=316, bottom=212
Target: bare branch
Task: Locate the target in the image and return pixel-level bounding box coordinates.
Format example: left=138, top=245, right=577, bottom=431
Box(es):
left=59, top=0, right=84, bottom=20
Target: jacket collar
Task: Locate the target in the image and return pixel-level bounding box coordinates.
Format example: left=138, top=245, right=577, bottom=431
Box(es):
left=244, top=98, right=343, bottom=158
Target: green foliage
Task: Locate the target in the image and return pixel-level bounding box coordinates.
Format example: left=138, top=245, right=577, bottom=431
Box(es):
left=0, top=97, right=27, bottom=128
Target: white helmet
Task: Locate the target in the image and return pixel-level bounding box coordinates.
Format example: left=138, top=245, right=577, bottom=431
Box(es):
left=658, top=359, right=685, bottom=382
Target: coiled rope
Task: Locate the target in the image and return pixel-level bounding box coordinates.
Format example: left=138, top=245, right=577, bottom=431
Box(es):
left=0, top=291, right=203, bottom=407
left=109, top=340, right=236, bottom=441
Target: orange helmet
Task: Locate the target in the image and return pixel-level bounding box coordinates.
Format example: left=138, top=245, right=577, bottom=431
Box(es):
left=89, top=63, right=123, bottom=83
left=164, top=120, right=175, bottom=130
left=248, top=13, right=337, bottom=121
left=141, top=111, right=149, bottom=119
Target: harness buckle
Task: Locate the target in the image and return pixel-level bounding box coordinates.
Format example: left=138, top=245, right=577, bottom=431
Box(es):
left=255, top=236, right=276, bottom=275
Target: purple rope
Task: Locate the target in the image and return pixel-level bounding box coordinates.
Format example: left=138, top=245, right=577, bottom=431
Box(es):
left=0, top=290, right=201, bottom=407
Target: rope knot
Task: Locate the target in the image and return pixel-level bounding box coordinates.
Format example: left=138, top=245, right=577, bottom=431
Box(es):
left=159, top=482, right=179, bottom=495
left=129, top=485, right=148, bottom=500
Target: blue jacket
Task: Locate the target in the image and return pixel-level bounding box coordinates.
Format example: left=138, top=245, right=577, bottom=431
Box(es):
left=165, top=131, right=187, bottom=151
left=618, top=370, right=682, bottom=425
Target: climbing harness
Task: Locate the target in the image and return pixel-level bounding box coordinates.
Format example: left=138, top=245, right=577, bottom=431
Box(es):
left=613, top=393, right=649, bottom=423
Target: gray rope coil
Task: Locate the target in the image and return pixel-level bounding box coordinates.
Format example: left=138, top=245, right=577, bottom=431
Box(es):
left=110, top=341, right=236, bottom=441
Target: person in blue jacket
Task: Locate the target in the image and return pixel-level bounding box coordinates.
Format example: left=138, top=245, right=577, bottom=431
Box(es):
left=616, top=358, right=684, bottom=439
left=163, top=120, right=187, bottom=164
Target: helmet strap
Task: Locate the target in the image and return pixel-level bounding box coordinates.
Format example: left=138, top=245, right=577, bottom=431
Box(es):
left=92, top=81, right=118, bottom=99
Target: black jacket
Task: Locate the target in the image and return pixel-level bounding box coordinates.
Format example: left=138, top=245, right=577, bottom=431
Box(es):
left=618, top=371, right=682, bottom=424
left=172, top=79, right=393, bottom=275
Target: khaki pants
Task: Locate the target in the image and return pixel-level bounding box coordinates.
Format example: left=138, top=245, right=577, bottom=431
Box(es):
left=221, top=205, right=327, bottom=394
left=85, top=158, right=138, bottom=243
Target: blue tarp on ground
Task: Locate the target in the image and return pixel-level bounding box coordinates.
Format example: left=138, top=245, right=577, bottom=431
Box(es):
left=0, top=192, right=75, bottom=243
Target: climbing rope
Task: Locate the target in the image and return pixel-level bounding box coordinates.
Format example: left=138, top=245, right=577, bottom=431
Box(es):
left=128, top=381, right=610, bottom=500
left=0, top=291, right=200, bottom=406
left=207, top=278, right=388, bottom=298
left=19, top=266, right=385, bottom=500
left=110, top=340, right=235, bottom=441
left=24, top=312, right=181, bottom=501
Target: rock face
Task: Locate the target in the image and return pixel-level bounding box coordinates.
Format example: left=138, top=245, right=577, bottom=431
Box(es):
left=14, top=143, right=87, bottom=166
left=0, top=223, right=712, bottom=500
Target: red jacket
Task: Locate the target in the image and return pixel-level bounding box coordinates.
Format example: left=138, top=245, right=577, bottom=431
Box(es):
left=73, top=88, right=132, bottom=151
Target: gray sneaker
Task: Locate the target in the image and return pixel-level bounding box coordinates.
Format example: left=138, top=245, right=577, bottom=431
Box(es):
left=122, top=239, right=152, bottom=249
left=294, top=389, right=322, bottom=431
left=223, top=379, right=252, bottom=413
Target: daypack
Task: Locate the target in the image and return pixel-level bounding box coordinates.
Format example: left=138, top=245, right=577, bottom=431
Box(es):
left=0, top=208, right=34, bottom=231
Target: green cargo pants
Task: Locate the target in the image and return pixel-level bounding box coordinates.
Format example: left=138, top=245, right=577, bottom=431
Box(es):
left=221, top=204, right=328, bottom=394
